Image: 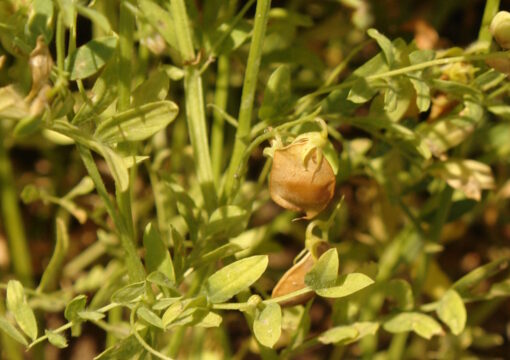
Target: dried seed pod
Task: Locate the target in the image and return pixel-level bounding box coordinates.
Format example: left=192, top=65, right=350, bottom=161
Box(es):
left=269, top=142, right=335, bottom=219
left=490, top=11, right=510, bottom=49
left=27, top=36, right=53, bottom=101
left=272, top=242, right=331, bottom=307
left=272, top=252, right=315, bottom=307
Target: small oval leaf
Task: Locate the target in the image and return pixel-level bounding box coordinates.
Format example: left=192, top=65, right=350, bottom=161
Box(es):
left=136, top=307, right=164, bottom=329
left=253, top=303, right=282, bottom=348
left=94, top=101, right=179, bottom=144
left=315, top=273, right=374, bottom=298
left=436, top=289, right=466, bottom=335
left=6, top=280, right=38, bottom=340
left=66, top=36, right=118, bottom=80
left=206, top=255, right=268, bottom=303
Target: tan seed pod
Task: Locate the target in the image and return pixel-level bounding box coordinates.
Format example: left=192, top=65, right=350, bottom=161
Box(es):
left=269, top=143, right=335, bottom=219
left=27, top=36, right=53, bottom=101
left=272, top=242, right=332, bottom=307
left=271, top=252, right=315, bottom=307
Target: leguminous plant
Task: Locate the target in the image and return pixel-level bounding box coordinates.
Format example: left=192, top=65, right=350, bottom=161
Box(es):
left=1, top=0, right=510, bottom=359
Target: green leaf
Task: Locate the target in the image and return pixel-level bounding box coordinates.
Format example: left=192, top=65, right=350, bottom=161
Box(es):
left=304, top=248, right=339, bottom=290
left=452, top=258, right=509, bottom=295
left=488, top=104, right=510, bottom=120
left=0, top=86, right=29, bottom=120
left=37, top=218, right=69, bottom=292
left=146, top=272, right=179, bottom=295
left=258, top=65, right=293, bottom=121
left=64, top=294, right=87, bottom=336
left=78, top=311, right=105, bottom=322
left=418, top=117, right=476, bottom=157
left=51, top=120, right=130, bottom=192
left=136, top=307, right=164, bottom=330
left=319, top=321, right=379, bottom=345
left=436, top=289, right=466, bottom=335
left=367, top=28, right=395, bottom=67
left=205, top=205, right=249, bottom=239
left=94, top=335, right=142, bottom=360
left=318, top=326, right=358, bottom=344
left=153, top=297, right=181, bottom=311
left=315, top=273, right=374, bottom=298
left=28, top=0, right=54, bottom=44
left=205, top=255, right=268, bottom=303
left=385, top=279, right=414, bottom=310
left=76, top=4, right=111, bottom=34
left=348, top=78, right=377, bottom=104
left=132, top=69, right=170, bottom=107
left=431, top=79, right=482, bottom=101
left=253, top=303, right=282, bottom=348
left=94, top=101, right=179, bottom=144
left=196, top=312, right=223, bottom=328
left=13, top=115, right=43, bottom=137
left=55, top=0, right=76, bottom=28
left=322, top=140, right=339, bottom=175
left=409, top=77, right=431, bottom=112
left=409, top=49, right=435, bottom=65
left=66, top=36, right=118, bottom=80
left=489, top=279, right=510, bottom=297
left=211, top=20, right=252, bottom=55
left=111, top=281, right=146, bottom=305
left=0, top=316, right=28, bottom=346
left=46, top=330, right=68, bottom=348
left=383, top=312, right=443, bottom=339
left=138, top=0, right=179, bottom=53
left=143, top=223, right=176, bottom=283
left=64, top=295, right=87, bottom=322
left=6, top=280, right=38, bottom=340
left=162, top=301, right=183, bottom=327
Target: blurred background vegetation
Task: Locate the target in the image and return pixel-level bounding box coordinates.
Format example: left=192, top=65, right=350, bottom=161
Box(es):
left=1, top=0, right=510, bottom=359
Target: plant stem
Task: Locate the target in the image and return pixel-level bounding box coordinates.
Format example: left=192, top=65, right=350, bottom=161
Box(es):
left=211, top=55, right=231, bottom=186
left=0, top=131, right=33, bottom=286
left=77, top=146, right=145, bottom=282
left=223, top=0, right=272, bottom=201
left=478, top=0, right=500, bottom=47
left=117, top=0, right=136, bottom=239
left=298, top=50, right=510, bottom=104
left=171, top=0, right=217, bottom=213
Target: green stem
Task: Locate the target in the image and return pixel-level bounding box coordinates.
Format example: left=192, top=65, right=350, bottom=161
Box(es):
left=183, top=68, right=217, bottom=212
left=117, top=1, right=136, bottom=239
left=478, top=0, right=500, bottom=47
left=56, top=13, right=65, bottom=72
left=130, top=308, right=174, bottom=360
left=0, top=131, right=33, bottom=286
left=298, top=50, right=510, bottom=105
left=169, top=0, right=195, bottom=62
left=211, top=55, right=231, bottom=186
left=77, top=146, right=145, bottom=282
left=223, top=0, right=272, bottom=201
left=106, top=307, right=122, bottom=347
left=171, top=0, right=217, bottom=213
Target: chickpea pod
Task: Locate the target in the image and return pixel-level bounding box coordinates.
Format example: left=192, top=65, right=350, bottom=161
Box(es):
left=265, top=119, right=336, bottom=219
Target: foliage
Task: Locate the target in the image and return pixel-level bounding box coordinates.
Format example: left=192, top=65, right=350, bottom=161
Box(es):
left=0, top=0, right=510, bottom=359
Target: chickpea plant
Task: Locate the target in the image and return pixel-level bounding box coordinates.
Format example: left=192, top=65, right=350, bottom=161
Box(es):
left=1, top=0, right=510, bottom=359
